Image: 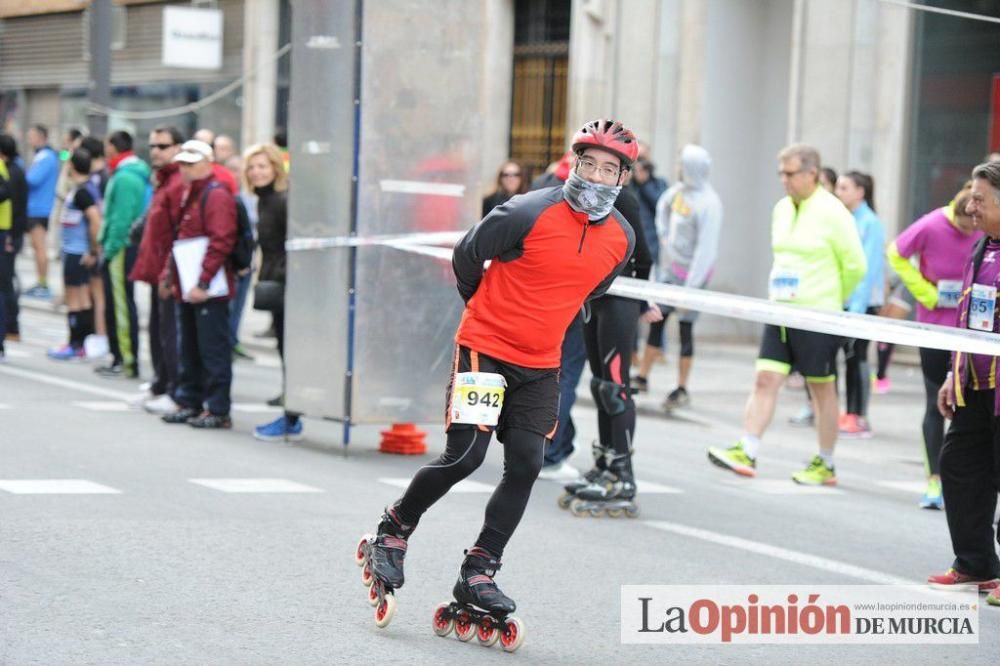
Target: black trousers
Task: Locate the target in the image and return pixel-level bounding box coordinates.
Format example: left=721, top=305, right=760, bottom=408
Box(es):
left=919, top=347, right=951, bottom=476
left=175, top=300, right=232, bottom=416
left=0, top=231, right=18, bottom=336
left=941, top=388, right=1000, bottom=579
left=395, top=427, right=545, bottom=559
left=149, top=290, right=178, bottom=398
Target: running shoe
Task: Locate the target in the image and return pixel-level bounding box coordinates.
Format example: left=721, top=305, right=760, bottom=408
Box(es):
left=791, top=455, right=837, bottom=486
left=632, top=375, right=649, bottom=393
left=48, top=344, right=85, bottom=361
left=839, top=414, right=873, bottom=439
left=144, top=394, right=180, bottom=415
left=537, top=460, right=581, bottom=482
left=189, top=412, right=232, bottom=429
left=919, top=478, right=944, bottom=510
left=788, top=405, right=815, bottom=427
left=267, top=394, right=284, bottom=407
left=927, top=568, right=1000, bottom=593
left=126, top=391, right=154, bottom=409
left=254, top=415, right=304, bottom=442
left=232, top=344, right=255, bottom=361
left=707, top=442, right=757, bottom=477
left=24, top=284, right=51, bottom=299
left=988, top=588, right=1000, bottom=607
left=95, top=363, right=123, bottom=377
left=874, top=377, right=891, bottom=395
left=664, top=386, right=690, bottom=410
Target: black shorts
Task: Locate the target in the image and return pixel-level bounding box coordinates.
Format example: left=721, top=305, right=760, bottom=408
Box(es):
left=27, top=216, right=48, bottom=232
left=62, top=253, right=94, bottom=287
left=757, top=324, right=843, bottom=381
left=445, top=345, right=560, bottom=442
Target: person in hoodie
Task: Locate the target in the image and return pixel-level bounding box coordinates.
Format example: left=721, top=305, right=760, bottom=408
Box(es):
left=835, top=171, right=885, bottom=439
left=128, top=126, right=186, bottom=414
left=625, top=142, right=668, bottom=266
left=0, top=134, right=27, bottom=344
left=97, top=130, right=151, bottom=379
left=24, top=124, right=59, bottom=299
left=634, top=144, right=723, bottom=409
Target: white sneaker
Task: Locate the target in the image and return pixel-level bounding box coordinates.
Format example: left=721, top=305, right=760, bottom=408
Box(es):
left=144, top=394, right=179, bottom=415
left=126, top=391, right=154, bottom=409
left=537, top=460, right=581, bottom=482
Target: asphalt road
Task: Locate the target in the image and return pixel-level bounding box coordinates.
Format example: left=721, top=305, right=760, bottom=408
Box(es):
left=2, top=304, right=999, bottom=664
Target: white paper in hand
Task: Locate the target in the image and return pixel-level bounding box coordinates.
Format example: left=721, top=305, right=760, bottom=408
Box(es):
left=172, top=236, right=229, bottom=301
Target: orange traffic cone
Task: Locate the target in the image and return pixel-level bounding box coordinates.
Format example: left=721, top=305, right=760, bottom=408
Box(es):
left=379, top=423, right=427, bottom=455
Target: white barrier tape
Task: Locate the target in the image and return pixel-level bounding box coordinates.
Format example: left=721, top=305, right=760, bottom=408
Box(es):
left=379, top=180, right=466, bottom=197
left=286, top=230, right=463, bottom=252
left=288, top=234, right=1000, bottom=356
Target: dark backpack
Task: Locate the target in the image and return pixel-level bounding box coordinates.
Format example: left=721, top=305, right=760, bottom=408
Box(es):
left=199, top=181, right=255, bottom=272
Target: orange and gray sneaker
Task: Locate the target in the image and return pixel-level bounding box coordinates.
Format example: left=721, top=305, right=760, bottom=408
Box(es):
left=927, top=568, right=1000, bottom=593
left=988, top=588, right=1000, bottom=607
left=839, top=414, right=872, bottom=439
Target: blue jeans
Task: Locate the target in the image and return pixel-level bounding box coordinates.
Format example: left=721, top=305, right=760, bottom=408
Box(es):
left=544, top=315, right=587, bottom=466
left=229, top=270, right=252, bottom=347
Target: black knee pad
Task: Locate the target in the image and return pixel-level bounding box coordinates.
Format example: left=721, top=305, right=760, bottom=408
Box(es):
left=590, top=377, right=627, bottom=416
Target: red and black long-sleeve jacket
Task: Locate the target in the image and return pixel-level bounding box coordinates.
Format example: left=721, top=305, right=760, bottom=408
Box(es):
left=453, top=186, right=635, bottom=368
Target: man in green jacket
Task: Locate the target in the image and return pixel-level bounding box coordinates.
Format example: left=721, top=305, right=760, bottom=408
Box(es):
left=96, top=130, right=151, bottom=378
left=708, top=143, right=867, bottom=486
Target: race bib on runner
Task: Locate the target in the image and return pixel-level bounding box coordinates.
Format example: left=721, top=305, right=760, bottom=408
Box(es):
left=768, top=268, right=801, bottom=301
left=968, top=284, right=997, bottom=332
left=936, top=279, right=962, bottom=309
left=450, top=372, right=506, bottom=426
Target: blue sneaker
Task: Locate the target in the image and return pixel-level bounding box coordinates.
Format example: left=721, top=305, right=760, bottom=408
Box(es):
left=47, top=344, right=85, bottom=361
left=254, top=415, right=304, bottom=442
left=919, top=478, right=944, bottom=510
left=25, top=284, right=52, bottom=299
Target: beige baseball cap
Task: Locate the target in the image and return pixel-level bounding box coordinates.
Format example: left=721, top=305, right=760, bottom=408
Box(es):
left=173, top=140, right=214, bottom=164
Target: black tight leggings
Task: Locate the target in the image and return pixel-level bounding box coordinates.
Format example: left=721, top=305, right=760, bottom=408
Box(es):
left=585, top=297, right=640, bottom=474
left=920, top=347, right=950, bottom=476
left=394, top=427, right=545, bottom=558
left=844, top=337, right=872, bottom=416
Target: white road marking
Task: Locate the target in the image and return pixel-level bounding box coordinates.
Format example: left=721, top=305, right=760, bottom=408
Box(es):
left=643, top=520, right=914, bottom=585
left=0, top=364, right=133, bottom=400
left=189, top=478, right=324, bottom=493
left=635, top=480, right=683, bottom=494
left=724, top=479, right=844, bottom=495
left=231, top=403, right=283, bottom=413
left=0, top=403, right=10, bottom=409
left=252, top=356, right=282, bottom=368
left=2, top=348, right=31, bottom=358
left=0, top=479, right=122, bottom=494
left=378, top=477, right=495, bottom=493
left=73, top=401, right=131, bottom=412
left=877, top=480, right=927, bottom=494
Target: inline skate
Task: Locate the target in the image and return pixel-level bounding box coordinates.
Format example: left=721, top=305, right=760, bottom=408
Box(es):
left=557, top=441, right=609, bottom=509
left=569, top=452, right=638, bottom=518
left=354, top=505, right=414, bottom=628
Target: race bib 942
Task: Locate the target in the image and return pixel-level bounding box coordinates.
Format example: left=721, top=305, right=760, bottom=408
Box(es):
left=450, top=372, right=507, bottom=426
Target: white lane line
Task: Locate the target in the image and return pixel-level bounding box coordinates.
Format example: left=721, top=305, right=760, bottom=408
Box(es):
left=877, top=480, right=926, bottom=494
left=231, top=403, right=282, bottom=413
left=189, top=478, right=324, bottom=493
left=643, top=520, right=914, bottom=585
left=0, top=403, right=10, bottom=409
left=0, top=364, right=133, bottom=400
left=73, top=401, right=131, bottom=412
left=378, top=477, right=495, bottom=493
left=723, top=479, right=844, bottom=495
left=636, top=480, right=683, bottom=494
left=2, top=348, right=31, bottom=358
left=252, top=356, right=282, bottom=368
left=0, top=479, right=122, bottom=494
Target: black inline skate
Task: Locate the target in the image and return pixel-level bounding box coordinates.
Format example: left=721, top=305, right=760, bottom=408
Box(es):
left=354, top=505, right=414, bottom=628
left=569, top=452, right=639, bottom=518
left=557, top=441, right=609, bottom=509
left=431, top=547, right=525, bottom=652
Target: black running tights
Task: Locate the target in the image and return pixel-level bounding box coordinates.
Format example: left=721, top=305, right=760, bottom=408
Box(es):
left=394, top=427, right=545, bottom=559
left=920, top=347, right=950, bottom=476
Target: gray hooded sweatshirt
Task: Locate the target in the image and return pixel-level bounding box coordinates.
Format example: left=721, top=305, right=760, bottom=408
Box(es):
left=654, top=144, right=723, bottom=288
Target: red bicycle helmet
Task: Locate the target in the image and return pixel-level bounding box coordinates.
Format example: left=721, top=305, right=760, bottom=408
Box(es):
left=570, top=119, right=638, bottom=168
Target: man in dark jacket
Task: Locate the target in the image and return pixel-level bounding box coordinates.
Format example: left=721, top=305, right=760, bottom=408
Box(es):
left=159, top=140, right=237, bottom=429
left=129, top=126, right=185, bottom=414
left=0, top=134, right=28, bottom=343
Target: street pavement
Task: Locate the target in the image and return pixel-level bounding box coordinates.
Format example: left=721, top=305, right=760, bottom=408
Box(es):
left=2, top=300, right=1000, bottom=665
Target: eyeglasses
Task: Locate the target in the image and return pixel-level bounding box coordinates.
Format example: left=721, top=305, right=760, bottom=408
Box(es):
left=778, top=168, right=804, bottom=178
left=577, top=157, right=621, bottom=180
left=501, top=171, right=521, bottom=178
left=148, top=143, right=175, bottom=151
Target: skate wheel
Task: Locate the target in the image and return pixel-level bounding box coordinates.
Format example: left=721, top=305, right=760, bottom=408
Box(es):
left=477, top=615, right=500, bottom=647
left=607, top=507, right=624, bottom=518
left=499, top=616, right=525, bottom=652
left=557, top=493, right=574, bottom=510
left=361, top=562, right=374, bottom=587
left=588, top=507, right=603, bottom=517
left=454, top=610, right=476, bottom=642
left=374, top=592, right=396, bottom=628
left=367, top=581, right=381, bottom=607
left=625, top=505, right=640, bottom=518
left=354, top=534, right=372, bottom=566
left=569, top=501, right=588, bottom=517
left=432, top=602, right=454, bottom=637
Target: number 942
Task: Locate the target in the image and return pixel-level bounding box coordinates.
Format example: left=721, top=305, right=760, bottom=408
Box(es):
left=466, top=390, right=501, bottom=408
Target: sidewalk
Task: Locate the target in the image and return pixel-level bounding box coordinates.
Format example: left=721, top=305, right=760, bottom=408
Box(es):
left=11, top=250, right=277, bottom=354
